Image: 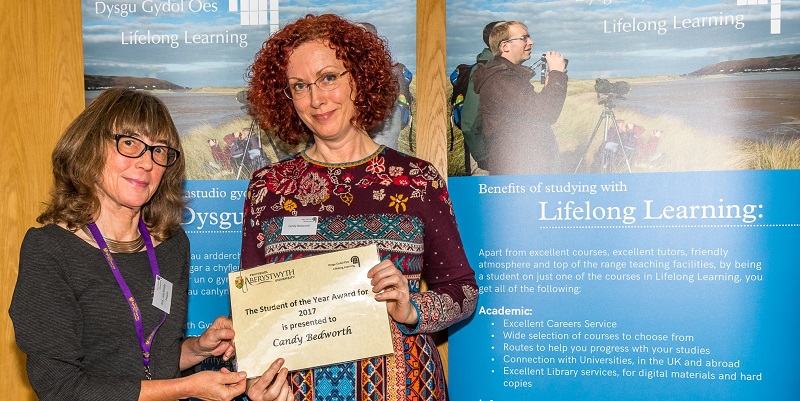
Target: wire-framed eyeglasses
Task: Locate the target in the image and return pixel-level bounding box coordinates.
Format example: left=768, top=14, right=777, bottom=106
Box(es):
left=283, top=71, right=349, bottom=100
left=114, top=134, right=181, bottom=167
left=503, top=34, right=531, bottom=43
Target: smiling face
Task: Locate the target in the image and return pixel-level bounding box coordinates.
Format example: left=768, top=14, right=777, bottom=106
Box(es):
left=97, top=133, right=166, bottom=216
left=285, top=40, right=360, bottom=143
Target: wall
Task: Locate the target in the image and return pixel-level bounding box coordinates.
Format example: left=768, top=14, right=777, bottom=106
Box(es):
left=1, top=1, right=84, bottom=400
left=0, top=0, right=447, bottom=399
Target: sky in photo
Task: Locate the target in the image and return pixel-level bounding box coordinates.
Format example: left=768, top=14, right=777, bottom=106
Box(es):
left=447, top=0, right=800, bottom=78
left=82, top=0, right=416, bottom=87
left=82, top=0, right=799, bottom=86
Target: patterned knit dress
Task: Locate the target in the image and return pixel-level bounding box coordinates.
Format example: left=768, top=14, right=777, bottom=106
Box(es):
left=240, top=146, right=478, bottom=401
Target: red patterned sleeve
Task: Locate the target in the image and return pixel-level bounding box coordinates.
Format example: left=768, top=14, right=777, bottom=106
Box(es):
left=407, top=165, right=478, bottom=334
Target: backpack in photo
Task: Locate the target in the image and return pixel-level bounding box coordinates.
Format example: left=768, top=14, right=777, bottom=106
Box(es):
left=396, top=64, right=414, bottom=130
left=449, top=63, right=477, bottom=131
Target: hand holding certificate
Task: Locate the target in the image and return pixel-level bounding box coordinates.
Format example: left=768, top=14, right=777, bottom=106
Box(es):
left=229, top=244, right=394, bottom=375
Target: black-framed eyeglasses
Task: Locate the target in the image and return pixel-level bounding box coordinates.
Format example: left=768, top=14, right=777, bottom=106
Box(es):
left=503, top=34, right=531, bottom=43
left=283, top=71, right=349, bottom=100
left=114, top=134, right=180, bottom=167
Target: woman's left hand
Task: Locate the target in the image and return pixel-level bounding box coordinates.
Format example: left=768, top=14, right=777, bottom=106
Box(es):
left=195, top=316, right=237, bottom=361
left=368, top=260, right=418, bottom=326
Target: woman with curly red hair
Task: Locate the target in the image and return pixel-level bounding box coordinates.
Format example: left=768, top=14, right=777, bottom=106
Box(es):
left=241, top=14, right=477, bottom=401
left=247, top=14, right=399, bottom=147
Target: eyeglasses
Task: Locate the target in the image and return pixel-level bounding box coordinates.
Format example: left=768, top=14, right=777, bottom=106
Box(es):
left=283, top=71, right=349, bottom=100
left=114, top=134, right=180, bottom=167
left=503, top=34, right=531, bottom=43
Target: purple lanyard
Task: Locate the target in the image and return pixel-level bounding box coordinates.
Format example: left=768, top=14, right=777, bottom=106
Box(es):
left=86, top=218, right=167, bottom=380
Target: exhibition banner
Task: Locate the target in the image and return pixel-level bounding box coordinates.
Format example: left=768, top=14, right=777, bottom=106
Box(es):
left=446, top=0, right=799, bottom=399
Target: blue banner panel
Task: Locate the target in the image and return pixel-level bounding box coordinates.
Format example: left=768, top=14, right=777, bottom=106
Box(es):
left=447, top=170, right=800, bottom=401
left=183, top=180, right=249, bottom=337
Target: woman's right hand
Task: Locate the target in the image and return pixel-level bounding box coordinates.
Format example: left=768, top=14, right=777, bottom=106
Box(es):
left=245, top=358, right=292, bottom=401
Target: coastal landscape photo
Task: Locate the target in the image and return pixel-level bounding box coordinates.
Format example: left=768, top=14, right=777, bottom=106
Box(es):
left=82, top=0, right=417, bottom=180
left=446, top=0, right=800, bottom=176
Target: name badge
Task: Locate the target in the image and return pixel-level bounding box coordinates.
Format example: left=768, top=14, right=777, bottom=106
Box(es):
left=281, top=216, right=319, bottom=236
left=152, top=275, right=173, bottom=314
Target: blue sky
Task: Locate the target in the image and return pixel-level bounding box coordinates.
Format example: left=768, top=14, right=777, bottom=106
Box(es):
left=83, top=0, right=798, bottom=87
left=82, top=0, right=416, bottom=87
left=447, top=0, right=800, bottom=78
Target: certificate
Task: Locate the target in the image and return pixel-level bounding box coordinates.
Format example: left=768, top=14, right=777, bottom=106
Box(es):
left=229, top=244, right=394, bottom=375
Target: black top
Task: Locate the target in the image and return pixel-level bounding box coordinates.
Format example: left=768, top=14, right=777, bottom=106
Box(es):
left=10, top=224, right=190, bottom=401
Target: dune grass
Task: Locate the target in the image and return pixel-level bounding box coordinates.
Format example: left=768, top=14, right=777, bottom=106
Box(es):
left=183, top=117, right=304, bottom=180
left=555, top=90, right=740, bottom=174
left=183, top=76, right=798, bottom=179
left=447, top=76, right=798, bottom=176
left=734, top=139, right=800, bottom=169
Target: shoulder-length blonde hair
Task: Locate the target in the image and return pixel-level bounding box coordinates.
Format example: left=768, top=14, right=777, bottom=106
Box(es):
left=37, top=87, right=186, bottom=241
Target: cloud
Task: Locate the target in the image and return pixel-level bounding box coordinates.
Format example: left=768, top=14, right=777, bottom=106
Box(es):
left=447, top=0, right=800, bottom=78
left=81, top=0, right=799, bottom=85
left=82, top=0, right=416, bottom=87
left=276, top=1, right=417, bottom=69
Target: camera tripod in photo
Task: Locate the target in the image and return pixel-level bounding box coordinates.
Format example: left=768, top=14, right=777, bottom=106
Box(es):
left=206, top=121, right=297, bottom=180
left=574, top=79, right=634, bottom=174
left=228, top=120, right=270, bottom=180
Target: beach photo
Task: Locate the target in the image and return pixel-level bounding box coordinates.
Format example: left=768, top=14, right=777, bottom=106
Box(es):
left=446, top=0, right=800, bottom=176
left=83, top=0, right=417, bottom=180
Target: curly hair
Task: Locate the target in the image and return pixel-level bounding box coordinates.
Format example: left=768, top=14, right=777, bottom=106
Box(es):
left=247, top=14, right=398, bottom=146
left=37, top=87, right=186, bottom=241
